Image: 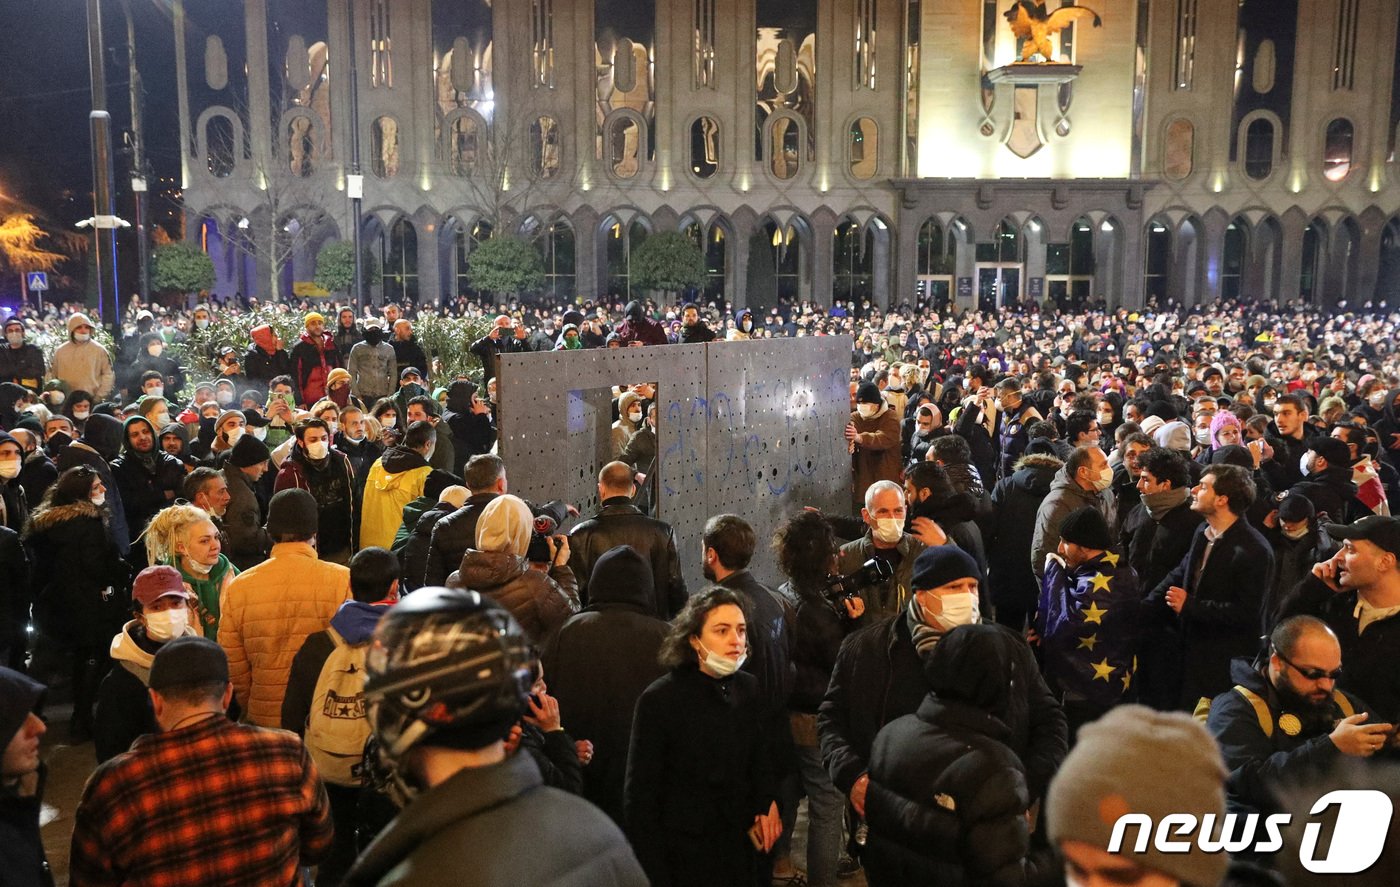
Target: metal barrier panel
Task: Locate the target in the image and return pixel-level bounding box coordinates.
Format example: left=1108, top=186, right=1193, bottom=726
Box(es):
left=498, top=337, right=852, bottom=591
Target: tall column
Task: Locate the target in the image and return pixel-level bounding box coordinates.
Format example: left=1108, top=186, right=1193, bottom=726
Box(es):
left=1198, top=211, right=1228, bottom=304
left=811, top=214, right=835, bottom=308
left=894, top=200, right=921, bottom=312
left=1277, top=213, right=1306, bottom=305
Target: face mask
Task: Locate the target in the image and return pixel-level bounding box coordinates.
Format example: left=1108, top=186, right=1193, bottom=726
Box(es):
left=1098, top=412, right=1113, bottom=426
left=873, top=517, right=904, bottom=544
left=223, top=427, right=244, bottom=447
left=628, top=410, right=642, bottom=423
left=73, top=409, right=90, bottom=421
left=0, top=458, right=20, bottom=480
left=152, top=412, right=171, bottom=428
left=305, top=440, right=330, bottom=460
left=147, top=345, right=163, bottom=357
left=934, top=591, right=979, bottom=628
left=74, top=332, right=91, bottom=343
left=215, top=391, right=234, bottom=406
left=47, top=391, right=65, bottom=405
left=327, top=421, right=339, bottom=436
left=144, top=606, right=189, bottom=642
left=696, top=640, right=746, bottom=678
left=1091, top=466, right=1114, bottom=492
left=91, top=492, right=106, bottom=507
left=251, top=427, right=267, bottom=441
left=195, top=318, right=210, bottom=330
left=343, top=433, right=365, bottom=444
left=1282, top=524, right=1310, bottom=541
left=1263, top=397, right=1276, bottom=408
left=147, top=386, right=164, bottom=399
left=1370, top=392, right=1387, bottom=408
left=1300, top=453, right=1314, bottom=476
left=857, top=403, right=879, bottom=419
left=5, top=332, right=21, bottom=346
left=1195, top=427, right=1212, bottom=445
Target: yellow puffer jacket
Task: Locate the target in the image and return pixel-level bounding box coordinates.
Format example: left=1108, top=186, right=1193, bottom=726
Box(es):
left=217, top=542, right=351, bottom=727
left=360, top=453, right=433, bottom=550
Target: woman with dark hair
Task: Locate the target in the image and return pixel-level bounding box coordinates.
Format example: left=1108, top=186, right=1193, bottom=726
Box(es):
left=62, top=389, right=95, bottom=434
left=772, top=512, right=864, bottom=887
left=1095, top=391, right=1123, bottom=442
left=625, top=587, right=783, bottom=887
left=23, top=465, right=131, bottom=740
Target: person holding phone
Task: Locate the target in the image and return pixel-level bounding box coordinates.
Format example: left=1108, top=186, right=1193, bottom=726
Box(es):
left=625, top=588, right=782, bottom=887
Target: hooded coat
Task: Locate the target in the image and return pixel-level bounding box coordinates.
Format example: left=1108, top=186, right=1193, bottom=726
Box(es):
left=93, top=618, right=199, bottom=763
left=542, top=546, right=669, bottom=824
left=865, top=625, right=1056, bottom=887
left=23, top=500, right=130, bottom=647
left=273, top=444, right=358, bottom=557
left=986, top=453, right=1062, bottom=627
left=55, top=413, right=130, bottom=555
left=291, top=330, right=342, bottom=406
left=442, top=380, right=496, bottom=474
left=850, top=404, right=903, bottom=509
left=614, top=301, right=668, bottom=347
left=447, top=550, right=579, bottom=645
left=360, top=446, right=436, bottom=550
left=0, top=668, right=51, bottom=887
left=110, top=416, right=187, bottom=545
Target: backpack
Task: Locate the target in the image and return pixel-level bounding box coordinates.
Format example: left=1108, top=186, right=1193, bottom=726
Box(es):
left=305, top=627, right=371, bottom=787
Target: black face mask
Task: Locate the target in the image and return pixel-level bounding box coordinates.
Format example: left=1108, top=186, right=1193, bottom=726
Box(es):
left=364, top=328, right=384, bottom=346
left=45, top=431, right=72, bottom=454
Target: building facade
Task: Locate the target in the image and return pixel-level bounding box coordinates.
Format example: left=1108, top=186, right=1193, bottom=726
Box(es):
left=175, top=0, right=1400, bottom=311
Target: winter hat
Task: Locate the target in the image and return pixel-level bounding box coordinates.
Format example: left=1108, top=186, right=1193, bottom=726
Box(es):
left=1058, top=506, right=1113, bottom=551
left=133, top=565, right=191, bottom=608
left=266, top=488, right=319, bottom=538
left=856, top=382, right=883, bottom=405
left=1047, top=705, right=1228, bottom=887
left=1154, top=420, right=1191, bottom=453
left=67, top=312, right=95, bottom=333
left=909, top=544, right=983, bottom=592
left=438, top=485, right=470, bottom=510
left=326, top=367, right=352, bottom=389
left=476, top=494, right=533, bottom=557
left=227, top=433, right=271, bottom=468
left=1210, top=444, right=1254, bottom=470
left=304, top=312, right=325, bottom=327
left=587, top=544, right=654, bottom=607
left=0, top=667, right=44, bottom=751
left=1138, top=415, right=1165, bottom=437
left=1306, top=436, right=1351, bottom=468
left=1277, top=494, right=1315, bottom=524
left=422, top=469, right=458, bottom=503
left=1208, top=411, right=1241, bottom=448
left=149, top=636, right=229, bottom=693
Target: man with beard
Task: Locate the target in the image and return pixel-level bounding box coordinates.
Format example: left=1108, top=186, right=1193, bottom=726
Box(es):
left=274, top=419, right=357, bottom=564
left=677, top=302, right=716, bottom=343
left=111, top=417, right=187, bottom=552
left=1206, top=616, right=1384, bottom=816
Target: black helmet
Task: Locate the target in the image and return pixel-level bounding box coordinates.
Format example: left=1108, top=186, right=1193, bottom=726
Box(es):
left=364, top=587, right=532, bottom=776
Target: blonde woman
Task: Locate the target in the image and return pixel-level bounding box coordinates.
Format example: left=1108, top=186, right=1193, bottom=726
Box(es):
left=144, top=502, right=238, bottom=638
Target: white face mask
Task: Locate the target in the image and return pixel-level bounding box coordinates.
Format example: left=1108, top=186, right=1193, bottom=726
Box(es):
left=628, top=410, right=642, bottom=423
left=251, top=427, right=267, bottom=441
left=0, top=458, right=20, bottom=480
left=1195, top=427, right=1212, bottom=445
left=1369, top=392, right=1387, bottom=408
left=696, top=640, right=746, bottom=678
left=91, top=492, right=106, bottom=507
left=1282, top=524, right=1310, bottom=541
left=147, top=345, right=163, bottom=358
left=1091, top=466, right=1114, bottom=492
left=144, top=606, right=189, bottom=642
left=73, top=409, right=90, bottom=420
left=147, top=386, right=164, bottom=399
left=215, top=391, right=234, bottom=406
left=873, top=517, right=904, bottom=544
left=223, top=426, right=244, bottom=447
left=47, top=391, right=65, bottom=405
left=195, top=318, right=210, bottom=330
left=4, top=332, right=22, bottom=346
left=74, top=332, right=91, bottom=343
left=326, top=421, right=339, bottom=436
left=305, top=440, right=330, bottom=460
left=152, top=412, right=171, bottom=428
left=1097, top=412, right=1113, bottom=426
left=934, top=591, right=979, bottom=628
left=1300, top=453, right=1315, bottom=476
left=857, top=403, right=880, bottom=419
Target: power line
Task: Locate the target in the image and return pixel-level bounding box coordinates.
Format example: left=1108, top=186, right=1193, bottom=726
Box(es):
left=0, top=80, right=131, bottom=103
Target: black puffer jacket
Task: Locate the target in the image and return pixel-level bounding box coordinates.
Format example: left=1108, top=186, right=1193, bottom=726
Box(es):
left=985, top=453, right=1061, bottom=618
left=399, top=499, right=459, bottom=593
left=866, top=625, right=1056, bottom=887
left=110, top=416, right=187, bottom=545
left=542, top=545, right=669, bottom=824
left=22, top=500, right=130, bottom=647
left=54, top=414, right=130, bottom=556
left=567, top=497, right=687, bottom=616
left=423, top=492, right=499, bottom=587
left=441, top=380, right=496, bottom=475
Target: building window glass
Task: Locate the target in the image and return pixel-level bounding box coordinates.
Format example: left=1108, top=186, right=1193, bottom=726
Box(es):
left=1164, top=118, right=1194, bottom=180
left=606, top=219, right=650, bottom=300
left=1324, top=118, right=1354, bottom=182
left=916, top=219, right=953, bottom=275
left=771, top=117, right=800, bottom=179
left=690, top=117, right=719, bottom=178
left=531, top=116, right=560, bottom=179
left=834, top=219, right=874, bottom=304
left=854, top=0, right=877, bottom=90
left=1300, top=221, right=1323, bottom=302
left=447, top=115, right=481, bottom=176
left=1222, top=221, right=1246, bottom=300
left=609, top=116, right=641, bottom=179
left=370, top=0, right=393, bottom=88
left=1144, top=220, right=1171, bottom=303
left=452, top=219, right=492, bottom=300
left=1244, top=118, right=1274, bottom=180
left=849, top=118, right=877, bottom=179
left=383, top=218, right=418, bottom=305
left=694, top=0, right=716, bottom=88
left=975, top=220, right=1020, bottom=263
left=1334, top=0, right=1358, bottom=90
left=371, top=116, right=400, bottom=179
left=539, top=220, right=575, bottom=298
left=206, top=115, right=236, bottom=178
left=1174, top=0, right=1197, bottom=90
left=532, top=0, right=555, bottom=88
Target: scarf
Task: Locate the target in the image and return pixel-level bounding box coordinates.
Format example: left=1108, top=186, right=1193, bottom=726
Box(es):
left=1143, top=486, right=1190, bottom=521
left=905, top=594, right=980, bottom=655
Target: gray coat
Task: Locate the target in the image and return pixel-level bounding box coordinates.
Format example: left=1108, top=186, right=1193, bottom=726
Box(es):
left=837, top=532, right=928, bottom=619
left=1030, top=466, right=1113, bottom=579
left=346, top=341, right=397, bottom=402
left=222, top=465, right=270, bottom=571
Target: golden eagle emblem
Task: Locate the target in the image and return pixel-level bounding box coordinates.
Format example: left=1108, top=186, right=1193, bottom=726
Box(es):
left=1003, top=1, right=1103, bottom=63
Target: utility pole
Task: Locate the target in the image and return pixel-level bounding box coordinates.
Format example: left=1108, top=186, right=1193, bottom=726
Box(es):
left=86, top=0, right=121, bottom=338
left=346, top=0, right=365, bottom=313
left=122, top=0, right=151, bottom=305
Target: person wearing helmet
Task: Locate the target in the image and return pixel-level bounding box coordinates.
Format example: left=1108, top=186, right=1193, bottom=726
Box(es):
left=345, top=587, right=646, bottom=887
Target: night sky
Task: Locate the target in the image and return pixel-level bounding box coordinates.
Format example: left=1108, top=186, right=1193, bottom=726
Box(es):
left=0, top=0, right=181, bottom=226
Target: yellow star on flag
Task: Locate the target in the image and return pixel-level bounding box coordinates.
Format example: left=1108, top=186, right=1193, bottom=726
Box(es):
left=1077, top=633, right=1099, bottom=651
left=1101, top=551, right=1120, bottom=567
left=1092, top=658, right=1116, bottom=681
left=1121, top=670, right=1133, bottom=691
left=1082, top=601, right=1108, bottom=624
left=1090, top=573, right=1112, bottom=593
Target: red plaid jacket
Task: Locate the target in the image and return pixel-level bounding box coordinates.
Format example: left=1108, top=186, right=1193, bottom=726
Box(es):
left=69, top=714, right=333, bottom=887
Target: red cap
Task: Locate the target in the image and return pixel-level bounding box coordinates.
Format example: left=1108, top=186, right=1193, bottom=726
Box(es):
left=132, top=565, right=189, bottom=609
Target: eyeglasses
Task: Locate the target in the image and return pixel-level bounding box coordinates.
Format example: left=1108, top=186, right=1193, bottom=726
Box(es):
left=1274, top=647, right=1343, bottom=682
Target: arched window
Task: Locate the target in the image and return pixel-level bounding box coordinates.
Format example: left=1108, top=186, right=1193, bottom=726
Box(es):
left=383, top=218, right=418, bottom=305
left=770, top=116, right=800, bottom=179
left=1222, top=220, right=1247, bottom=300
left=288, top=115, right=315, bottom=177
left=976, top=220, right=1020, bottom=263
left=759, top=218, right=806, bottom=303
left=1244, top=118, right=1274, bottom=180
left=690, top=117, right=719, bottom=178
left=1144, top=219, right=1171, bottom=304
left=833, top=218, right=874, bottom=304
left=605, top=218, right=650, bottom=298
left=206, top=115, right=236, bottom=178
left=848, top=118, right=877, bottom=179
left=1300, top=221, right=1324, bottom=303
left=447, top=115, right=482, bottom=176
left=1323, top=118, right=1354, bottom=182
left=372, top=116, right=400, bottom=179
left=683, top=220, right=728, bottom=300
left=1046, top=217, right=1095, bottom=308
left=1378, top=218, right=1400, bottom=307
left=608, top=116, right=641, bottom=179
left=531, top=116, right=561, bottom=179
left=1164, top=118, right=1194, bottom=180
left=530, top=219, right=574, bottom=297
left=916, top=219, right=953, bottom=275
left=451, top=219, right=492, bottom=299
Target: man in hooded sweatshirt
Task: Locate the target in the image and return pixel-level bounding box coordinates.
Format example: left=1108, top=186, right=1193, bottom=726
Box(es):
left=291, top=312, right=342, bottom=407
left=360, top=420, right=458, bottom=550
left=615, top=301, right=668, bottom=347
left=55, top=412, right=130, bottom=556
left=93, top=566, right=201, bottom=763
left=49, top=312, right=114, bottom=399
left=283, top=546, right=400, bottom=886
left=243, top=323, right=292, bottom=394
left=0, top=666, right=50, bottom=887
left=442, top=380, right=496, bottom=474
left=110, top=416, right=186, bottom=549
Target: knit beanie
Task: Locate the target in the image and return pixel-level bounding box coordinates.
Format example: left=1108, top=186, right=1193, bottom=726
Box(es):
left=909, top=544, right=982, bottom=592
left=1208, top=411, right=1241, bottom=449
left=1058, top=506, right=1112, bottom=551
left=227, top=433, right=271, bottom=468
left=476, top=494, right=533, bottom=556
left=856, top=382, right=882, bottom=405
left=66, top=312, right=95, bottom=333
left=1047, top=705, right=1228, bottom=887
left=1154, top=419, right=1191, bottom=453
left=1139, top=415, right=1165, bottom=437
left=266, top=488, right=319, bottom=538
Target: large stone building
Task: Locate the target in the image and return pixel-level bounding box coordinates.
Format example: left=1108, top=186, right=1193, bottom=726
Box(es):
left=175, top=0, right=1400, bottom=311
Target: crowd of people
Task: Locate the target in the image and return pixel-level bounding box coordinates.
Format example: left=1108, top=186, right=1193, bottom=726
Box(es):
left=1, top=289, right=1400, bottom=886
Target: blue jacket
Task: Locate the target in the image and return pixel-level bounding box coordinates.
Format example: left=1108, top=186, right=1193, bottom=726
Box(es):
left=1038, top=550, right=1143, bottom=708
